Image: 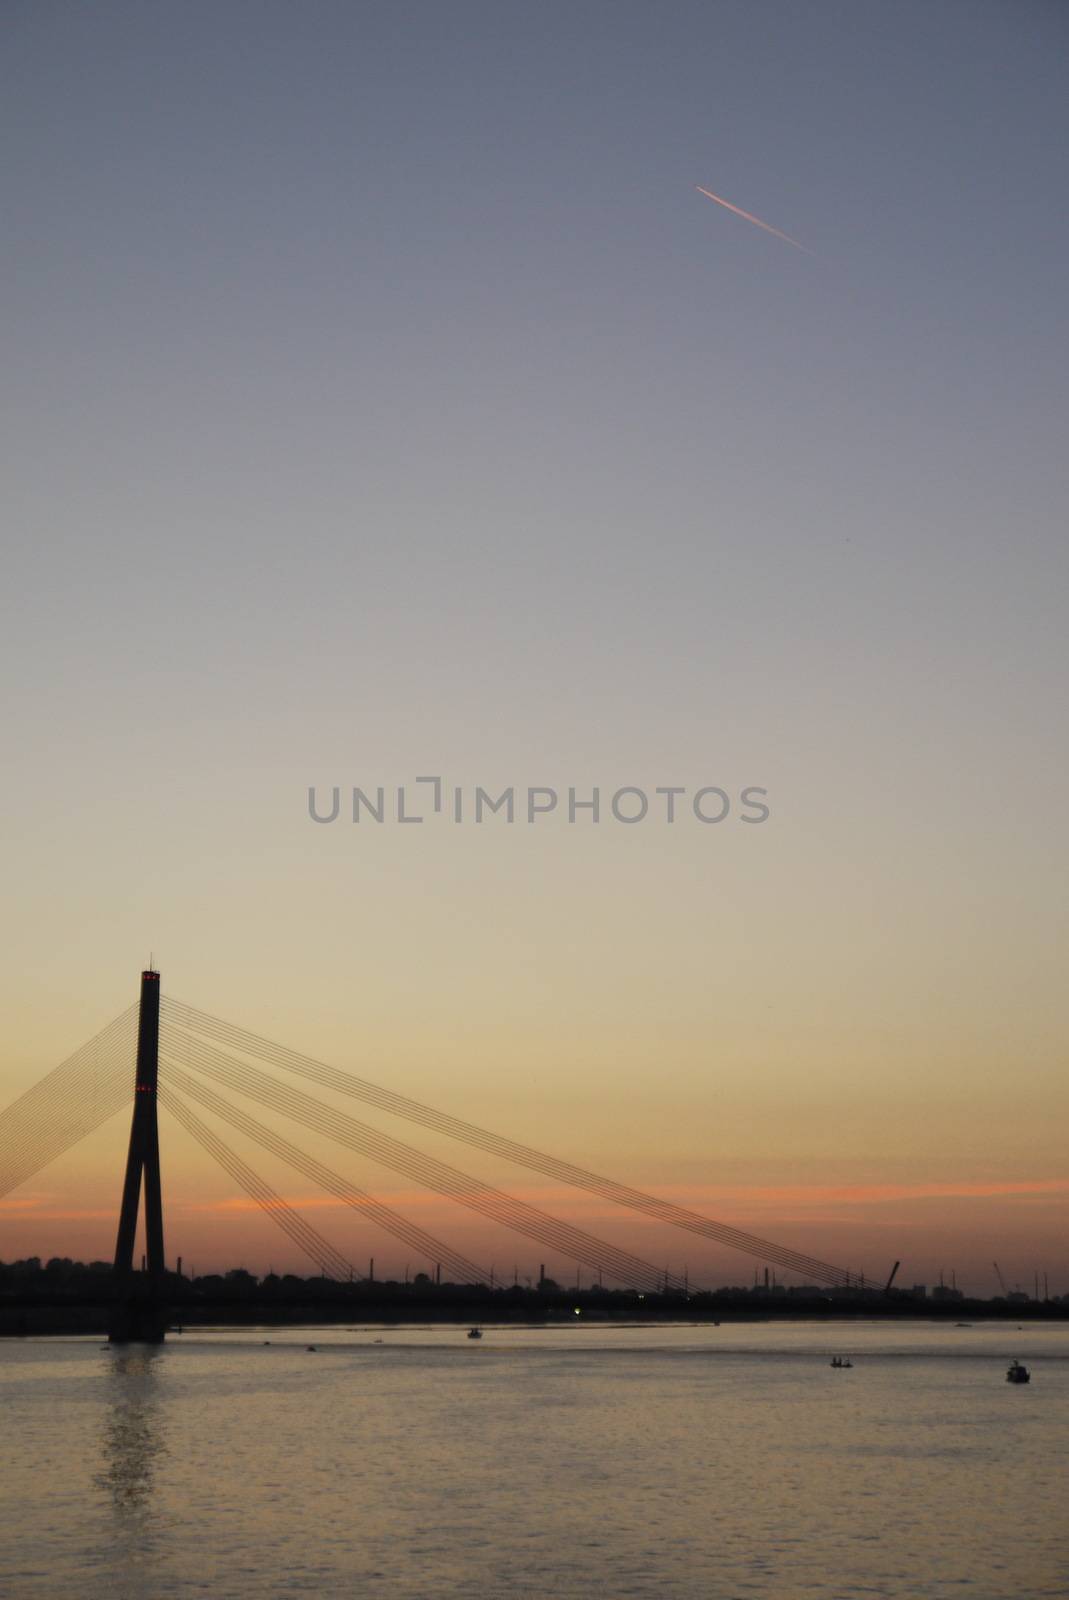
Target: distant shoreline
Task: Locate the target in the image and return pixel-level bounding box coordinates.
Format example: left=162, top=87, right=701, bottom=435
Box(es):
left=3, top=1291, right=1067, bottom=1339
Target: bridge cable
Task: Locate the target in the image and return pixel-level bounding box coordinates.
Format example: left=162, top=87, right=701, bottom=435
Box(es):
left=164, top=996, right=855, bottom=1287
left=161, top=1028, right=684, bottom=1293
left=159, top=1057, right=490, bottom=1286
left=0, top=1008, right=138, bottom=1199
left=165, top=1030, right=690, bottom=1293
left=0, top=1034, right=134, bottom=1196
left=158, top=1084, right=357, bottom=1281
left=0, top=1005, right=135, bottom=1170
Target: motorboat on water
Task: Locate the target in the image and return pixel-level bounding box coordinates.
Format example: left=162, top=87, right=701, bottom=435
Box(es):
left=829, top=1356, right=853, bottom=1369
left=1006, top=1360, right=1030, bottom=1384
left=467, top=1327, right=483, bottom=1340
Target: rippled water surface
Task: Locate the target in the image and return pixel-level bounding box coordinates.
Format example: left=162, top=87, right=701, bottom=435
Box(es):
left=1, top=1321, right=1067, bottom=1598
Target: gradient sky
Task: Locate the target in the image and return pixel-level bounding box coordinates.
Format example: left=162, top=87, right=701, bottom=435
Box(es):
left=2, top=1, right=1067, bottom=1294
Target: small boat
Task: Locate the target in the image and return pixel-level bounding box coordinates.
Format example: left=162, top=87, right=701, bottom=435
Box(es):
left=830, top=1356, right=853, bottom=1369
left=467, top=1327, right=483, bottom=1340
left=1006, top=1360, right=1030, bottom=1384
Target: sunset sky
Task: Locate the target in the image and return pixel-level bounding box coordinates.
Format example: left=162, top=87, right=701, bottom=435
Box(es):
left=2, top=1, right=1067, bottom=1295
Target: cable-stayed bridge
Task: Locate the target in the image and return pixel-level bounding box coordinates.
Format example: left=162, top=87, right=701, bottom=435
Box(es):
left=0, top=970, right=864, bottom=1338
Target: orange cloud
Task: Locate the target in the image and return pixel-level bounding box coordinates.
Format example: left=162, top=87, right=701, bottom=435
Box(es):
left=669, top=1179, right=1069, bottom=1208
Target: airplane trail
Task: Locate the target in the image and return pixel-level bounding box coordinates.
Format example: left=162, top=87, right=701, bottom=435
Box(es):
left=695, top=184, right=814, bottom=256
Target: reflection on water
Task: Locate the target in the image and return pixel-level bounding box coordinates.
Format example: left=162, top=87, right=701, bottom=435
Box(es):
left=97, top=1348, right=167, bottom=1516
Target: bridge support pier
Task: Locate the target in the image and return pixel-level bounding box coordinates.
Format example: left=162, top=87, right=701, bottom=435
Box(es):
left=109, top=968, right=168, bottom=1343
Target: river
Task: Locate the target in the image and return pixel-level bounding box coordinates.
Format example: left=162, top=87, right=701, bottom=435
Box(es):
left=1, top=1320, right=1066, bottom=1598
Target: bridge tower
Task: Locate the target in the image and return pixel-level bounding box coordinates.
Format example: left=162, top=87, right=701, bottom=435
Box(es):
left=109, top=967, right=167, bottom=1341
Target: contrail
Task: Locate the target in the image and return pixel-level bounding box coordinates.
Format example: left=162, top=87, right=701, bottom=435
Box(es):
left=695, top=184, right=814, bottom=256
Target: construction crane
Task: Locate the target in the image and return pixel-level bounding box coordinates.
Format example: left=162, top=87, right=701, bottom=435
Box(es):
left=884, top=1260, right=901, bottom=1294
left=993, top=1261, right=1009, bottom=1297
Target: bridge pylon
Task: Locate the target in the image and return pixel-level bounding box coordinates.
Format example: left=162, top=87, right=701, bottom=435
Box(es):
left=108, top=967, right=168, bottom=1342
